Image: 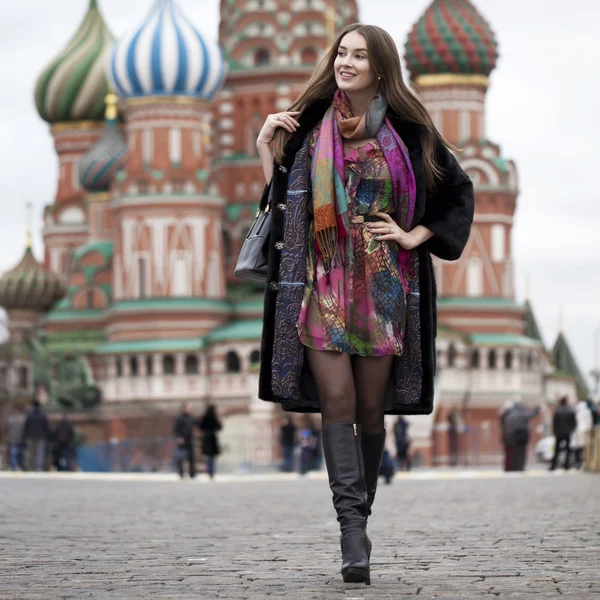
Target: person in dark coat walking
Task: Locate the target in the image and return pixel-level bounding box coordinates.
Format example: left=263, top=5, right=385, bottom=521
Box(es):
left=280, top=416, right=297, bottom=472
left=504, top=403, right=540, bottom=471
left=393, top=416, right=411, bottom=471
left=499, top=400, right=515, bottom=472
left=52, top=414, right=75, bottom=471
left=23, top=400, right=50, bottom=471
left=549, top=397, right=577, bottom=471
left=174, top=402, right=196, bottom=479
left=198, top=405, right=222, bottom=479
left=251, top=24, right=473, bottom=584
left=4, top=407, right=26, bottom=471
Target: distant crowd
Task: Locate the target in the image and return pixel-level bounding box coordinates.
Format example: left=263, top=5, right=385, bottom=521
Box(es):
left=4, top=400, right=76, bottom=472
left=500, top=396, right=598, bottom=472
left=279, top=414, right=412, bottom=479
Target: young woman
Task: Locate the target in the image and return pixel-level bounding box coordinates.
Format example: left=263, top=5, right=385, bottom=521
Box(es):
left=255, top=24, right=474, bottom=584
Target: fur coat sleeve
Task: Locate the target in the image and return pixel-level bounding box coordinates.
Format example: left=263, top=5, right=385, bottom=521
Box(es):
left=419, top=141, right=474, bottom=261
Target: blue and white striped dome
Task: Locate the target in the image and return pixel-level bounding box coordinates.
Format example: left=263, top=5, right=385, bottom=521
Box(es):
left=108, top=0, right=225, bottom=100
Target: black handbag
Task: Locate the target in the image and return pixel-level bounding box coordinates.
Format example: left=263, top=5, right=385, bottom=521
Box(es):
left=234, top=184, right=271, bottom=282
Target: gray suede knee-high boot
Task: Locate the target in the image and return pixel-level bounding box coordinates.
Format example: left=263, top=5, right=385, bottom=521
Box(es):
left=322, top=423, right=371, bottom=585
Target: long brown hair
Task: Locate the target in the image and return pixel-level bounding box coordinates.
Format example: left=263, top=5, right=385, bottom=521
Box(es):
left=272, top=23, right=455, bottom=189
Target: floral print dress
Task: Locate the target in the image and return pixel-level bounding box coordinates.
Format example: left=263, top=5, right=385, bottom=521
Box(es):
left=297, top=136, right=407, bottom=357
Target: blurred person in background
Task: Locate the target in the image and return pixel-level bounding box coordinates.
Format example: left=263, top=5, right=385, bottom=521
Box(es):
left=23, top=399, right=50, bottom=471
left=52, top=413, right=75, bottom=471
left=573, top=398, right=593, bottom=469
left=499, top=400, right=515, bottom=472
left=174, top=401, right=196, bottom=479
left=504, top=403, right=540, bottom=471
left=4, top=405, right=26, bottom=471
left=394, top=416, right=411, bottom=471
left=198, top=404, right=222, bottom=479
left=280, top=416, right=297, bottom=472
left=549, top=397, right=576, bottom=471
left=298, top=414, right=317, bottom=475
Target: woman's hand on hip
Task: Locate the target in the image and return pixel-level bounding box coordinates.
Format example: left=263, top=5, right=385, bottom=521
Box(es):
left=256, top=111, right=301, bottom=146
left=368, top=212, right=419, bottom=251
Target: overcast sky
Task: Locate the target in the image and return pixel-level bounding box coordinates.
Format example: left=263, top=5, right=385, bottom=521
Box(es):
left=0, top=0, right=598, bottom=392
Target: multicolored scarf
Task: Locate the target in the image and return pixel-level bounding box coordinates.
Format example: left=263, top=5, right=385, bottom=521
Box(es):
left=311, top=89, right=417, bottom=274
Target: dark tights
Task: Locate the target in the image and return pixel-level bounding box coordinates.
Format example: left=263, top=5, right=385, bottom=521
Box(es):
left=306, top=349, right=393, bottom=434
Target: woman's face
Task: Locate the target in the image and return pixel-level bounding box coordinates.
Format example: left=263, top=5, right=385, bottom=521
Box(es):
left=334, top=31, right=377, bottom=94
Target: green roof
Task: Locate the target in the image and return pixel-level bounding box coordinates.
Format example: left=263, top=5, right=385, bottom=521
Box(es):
left=437, top=297, right=520, bottom=309
left=96, top=338, right=205, bottom=355
left=551, top=332, right=589, bottom=399
left=523, top=299, right=544, bottom=344
left=469, top=333, right=543, bottom=348
left=45, top=329, right=106, bottom=354
left=110, top=298, right=231, bottom=313
left=72, top=240, right=114, bottom=264
left=44, top=309, right=106, bottom=323
left=206, top=319, right=263, bottom=342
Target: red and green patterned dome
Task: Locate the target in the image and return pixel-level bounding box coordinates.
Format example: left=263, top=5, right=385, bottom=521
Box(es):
left=405, top=0, right=498, bottom=80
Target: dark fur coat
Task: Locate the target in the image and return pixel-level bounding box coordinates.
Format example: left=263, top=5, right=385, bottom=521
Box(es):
left=258, top=98, right=474, bottom=415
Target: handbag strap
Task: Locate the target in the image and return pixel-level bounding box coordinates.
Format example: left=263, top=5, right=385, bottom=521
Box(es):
left=258, top=180, right=272, bottom=214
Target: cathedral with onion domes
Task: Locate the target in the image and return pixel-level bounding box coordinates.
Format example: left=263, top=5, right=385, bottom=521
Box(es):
left=0, top=0, right=588, bottom=468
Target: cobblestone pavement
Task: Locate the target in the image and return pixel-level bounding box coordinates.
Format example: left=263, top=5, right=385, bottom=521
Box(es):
left=0, top=471, right=598, bottom=599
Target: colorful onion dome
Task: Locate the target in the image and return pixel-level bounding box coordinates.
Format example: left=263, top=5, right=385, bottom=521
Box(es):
left=0, top=240, right=65, bottom=313
left=79, top=94, right=127, bottom=192
left=405, top=0, right=498, bottom=79
left=109, top=0, right=225, bottom=100
left=34, top=0, right=114, bottom=123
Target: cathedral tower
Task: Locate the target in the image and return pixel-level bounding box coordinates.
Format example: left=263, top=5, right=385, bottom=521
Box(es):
left=405, top=0, right=520, bottom=335
left=35, top=0, right=114, bottom=278
left=216, top=0, right=359, bottom=283
left=106, top=0, right=227, bottom=349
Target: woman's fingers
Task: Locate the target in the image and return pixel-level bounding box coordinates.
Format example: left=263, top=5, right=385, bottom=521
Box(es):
left=374, top=211, right=393, bottom=222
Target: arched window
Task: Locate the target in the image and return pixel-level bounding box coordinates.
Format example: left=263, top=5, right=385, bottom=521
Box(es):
left=17, top=365, right=28, bottom=389
left=116, top=357, right=123, bottom=377
left=526, top=352, right=533, bottom=371
left=488, top=349, right=497, bottom=370
left=223, top=230, right=232, bottom=259
left=504, top=350, right=513, bottom=370
left=130, top=356, right=139, bottom=377
left=301, top=47, right=318, bottom=65
left=185, top=354, right=199, bottom=375
left=471, top=349, right=480, bottom=369
left=254, top=48, right=270, bottom=66
left=226, top=351, right=241, bottom=373
left=249, top=349, right=261, bottom=364
left=447, top=343, right=457, bottom=368
left=163, top=354, right=175, bottom=375
left=146, top=356, right=154, bottom=376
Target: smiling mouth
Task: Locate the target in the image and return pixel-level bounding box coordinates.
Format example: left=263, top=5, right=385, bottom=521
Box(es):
left=339, top=72, right=356, bottom=79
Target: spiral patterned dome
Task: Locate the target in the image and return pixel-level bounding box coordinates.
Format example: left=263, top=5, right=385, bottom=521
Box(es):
left=34, top=0, right=114, bottom=123
left=109, top=0, right=225, bottom=100
left=79, top=95, right=127, bottom=192
left=0, top=244, right=65, bottom=313
left=405, top=0, right=498, bottom=79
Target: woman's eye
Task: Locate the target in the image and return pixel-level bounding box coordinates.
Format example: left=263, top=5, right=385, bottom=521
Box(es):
left=356, top=55, right=365, bottom=60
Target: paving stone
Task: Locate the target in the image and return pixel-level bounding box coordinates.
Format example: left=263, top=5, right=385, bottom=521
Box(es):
left=0, top=473, right=598, bottom=599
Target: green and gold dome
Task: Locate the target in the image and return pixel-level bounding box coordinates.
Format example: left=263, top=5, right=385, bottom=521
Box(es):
left=405, top=0, right=498, bottom=84
left=0, top=236, right=65, bottom=313
left=34, top=0, right=114, bottom=124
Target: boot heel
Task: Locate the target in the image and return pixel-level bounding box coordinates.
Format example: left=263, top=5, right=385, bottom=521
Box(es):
left=342, top=566, right=371, bottom=585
